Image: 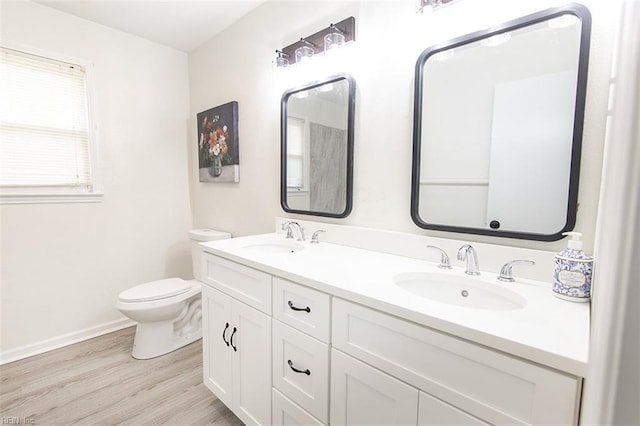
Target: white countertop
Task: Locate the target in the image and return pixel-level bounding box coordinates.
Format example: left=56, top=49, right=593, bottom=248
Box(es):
left=201, top=233, right=590, bottom=377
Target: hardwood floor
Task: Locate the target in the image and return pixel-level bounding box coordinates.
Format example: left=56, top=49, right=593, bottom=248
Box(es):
left=0, top=327, right=244, bottom=425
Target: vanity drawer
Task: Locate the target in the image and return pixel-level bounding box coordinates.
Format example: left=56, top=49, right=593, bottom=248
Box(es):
left=202, top=253, right=272, bottom=314
left=273, top=277, right=331, bottom=342
left=273, top=320, right=330, bottom=423
left=272, top=388, right=325, bottom=426
left=332, top=298, right=581, bottom=425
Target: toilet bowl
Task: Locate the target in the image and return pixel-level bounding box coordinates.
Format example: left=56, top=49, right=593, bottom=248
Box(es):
left=116, top=229, right=230, bottom=359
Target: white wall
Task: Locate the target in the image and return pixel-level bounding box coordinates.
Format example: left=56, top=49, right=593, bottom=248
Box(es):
left=0, top=1, right=192, bottom=358
left=188, top=0, right=618, bottom=254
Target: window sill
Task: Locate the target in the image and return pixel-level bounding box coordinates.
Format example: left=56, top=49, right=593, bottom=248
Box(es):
left=0, top=192, right=104, bottom=205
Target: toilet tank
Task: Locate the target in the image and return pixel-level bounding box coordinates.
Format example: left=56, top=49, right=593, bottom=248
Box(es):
left=188, top=229, right=231, bottom=281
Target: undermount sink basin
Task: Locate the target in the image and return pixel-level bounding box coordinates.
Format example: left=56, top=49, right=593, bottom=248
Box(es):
left=242, top=240, right=304, bottom=254
left=393, top=272, right=527, bottom=311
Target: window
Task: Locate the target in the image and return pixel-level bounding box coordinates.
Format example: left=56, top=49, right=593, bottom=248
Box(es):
left=286, top=117, right=305, bottom=189
left=0, top=47, right=99, bottom=203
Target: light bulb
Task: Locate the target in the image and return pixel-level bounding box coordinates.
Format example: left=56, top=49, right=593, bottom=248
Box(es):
left=324, top=32, right=345, bottom=51
left=295, top=45, right=314, bottom=64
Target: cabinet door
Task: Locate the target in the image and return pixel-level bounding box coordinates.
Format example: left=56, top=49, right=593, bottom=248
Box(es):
left=330, top=349, right=419, bottom=426
left=418, top=391, right=487, bottom=426
left=232, top=300, right=272, bottom=426
left=202, top=285, right=234, bottom=408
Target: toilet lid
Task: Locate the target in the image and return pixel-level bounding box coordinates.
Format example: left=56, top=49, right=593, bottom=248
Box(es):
left=118, top=278, right=191, bottom=302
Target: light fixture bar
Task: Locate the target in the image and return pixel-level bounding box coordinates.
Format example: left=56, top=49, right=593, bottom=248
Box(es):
left=280, top=16, right=355, bottom=65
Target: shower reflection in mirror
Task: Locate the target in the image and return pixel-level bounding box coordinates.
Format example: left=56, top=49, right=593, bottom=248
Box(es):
left=281, top=74, right=355, bottom=218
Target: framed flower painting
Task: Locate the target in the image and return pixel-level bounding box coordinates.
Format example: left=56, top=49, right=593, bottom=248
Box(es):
left=197, top=101, right=240, bottom=182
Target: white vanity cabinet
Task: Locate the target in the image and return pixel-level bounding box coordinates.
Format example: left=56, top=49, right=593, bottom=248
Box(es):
left=201, top=247, right=584, bottom=426
left=201, top=254, right=272, bottom=426
left=332, top=298, right=582, bottom=425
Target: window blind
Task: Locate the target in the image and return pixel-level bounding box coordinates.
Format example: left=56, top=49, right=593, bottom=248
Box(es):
left=0, top=47, right=92, bottom=190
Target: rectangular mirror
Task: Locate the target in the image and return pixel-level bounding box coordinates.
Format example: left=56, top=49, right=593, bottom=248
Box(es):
left=411, top=4, right=591, bottom=241
left=281, top=74, right=355, bottom=218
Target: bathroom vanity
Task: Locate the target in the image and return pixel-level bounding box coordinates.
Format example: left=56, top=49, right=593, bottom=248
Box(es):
left=199, top=222, right=589, bottom=426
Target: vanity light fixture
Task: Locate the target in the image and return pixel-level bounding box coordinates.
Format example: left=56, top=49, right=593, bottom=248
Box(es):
left=273, top=49, right=289, bottom=69
left=416, top=0, right=463, bottom=13
left=324, top=24, right=346, bottom=51
left=295, top=38, right=316, bottom=64
left=277, top=17, right=355, bottom=66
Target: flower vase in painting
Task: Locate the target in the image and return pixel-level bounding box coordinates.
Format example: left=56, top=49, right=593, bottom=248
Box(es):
left=197, top=101, right=239, bottom=182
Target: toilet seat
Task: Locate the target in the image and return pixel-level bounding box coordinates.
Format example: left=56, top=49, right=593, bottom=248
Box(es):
left=118, top=278, right=191, bottom=303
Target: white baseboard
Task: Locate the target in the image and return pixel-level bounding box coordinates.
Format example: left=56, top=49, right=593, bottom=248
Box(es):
left=0, top=318, right=135, bottom=365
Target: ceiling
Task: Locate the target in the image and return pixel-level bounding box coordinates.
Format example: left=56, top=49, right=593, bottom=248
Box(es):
left=32, top=0, right=267, bottom=52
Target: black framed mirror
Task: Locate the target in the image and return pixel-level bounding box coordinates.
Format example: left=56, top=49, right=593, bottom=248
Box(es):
left=411, top=4, right=591, bottom=241
left=281, top=74, right=355, bottom=218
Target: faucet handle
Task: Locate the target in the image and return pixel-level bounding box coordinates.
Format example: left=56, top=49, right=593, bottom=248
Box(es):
left=310, top=230, right=326, bottom=244
left=456, top=244, right=472, bottom=261
left=425, top=245, right=452, bottom=269
left=498, top=260, right=535, bottom=282
left=281, top=221, right=294, bottom=239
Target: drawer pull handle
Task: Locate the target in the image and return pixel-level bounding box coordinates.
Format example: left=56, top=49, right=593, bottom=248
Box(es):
left=288, top=300, right=311, bottom=313
left=288, top=359, right=311, bottom=376
left=230, top=327, right=237, bottom=352
left=222, top=322, right=230, bottom=346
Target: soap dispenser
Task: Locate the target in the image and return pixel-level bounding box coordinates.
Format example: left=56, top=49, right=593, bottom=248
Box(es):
left=552, top=232, right=593, bottom=302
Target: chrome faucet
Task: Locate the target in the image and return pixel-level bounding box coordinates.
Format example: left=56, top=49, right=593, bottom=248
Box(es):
left=281, top=221, right=294, bottom=239
left=310, top=230, right=326, bottom=244
left=498, top=260, right=535, bottom=282
left=282, top=221, right=305, bottom=242
left=457, top=244, right=480, bottom=275
left=426, top=245, right=452, bottom=269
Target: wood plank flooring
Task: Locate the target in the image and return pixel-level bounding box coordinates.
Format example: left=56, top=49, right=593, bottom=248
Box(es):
left=0, top=327, right=243, bottom=425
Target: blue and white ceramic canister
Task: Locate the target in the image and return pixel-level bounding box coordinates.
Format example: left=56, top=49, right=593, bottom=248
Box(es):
left=552, top=232, right=593, bottom=302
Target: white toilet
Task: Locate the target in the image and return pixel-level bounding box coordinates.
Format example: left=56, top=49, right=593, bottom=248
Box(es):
left=116, top=229, right=230, bottom=359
